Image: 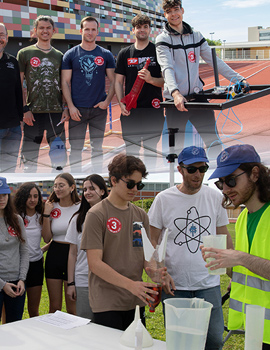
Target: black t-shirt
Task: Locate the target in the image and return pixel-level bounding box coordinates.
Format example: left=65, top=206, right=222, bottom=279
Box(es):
left=115, top=42, right=163, bottom=108
left=0, top=52, right=23, bottom=129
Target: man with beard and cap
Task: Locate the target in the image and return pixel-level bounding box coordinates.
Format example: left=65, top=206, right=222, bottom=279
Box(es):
left=203, top=144, right=270, bottom=349
left=148, top=145, right=233, bottom=350
left=0, top=23, right=23, bottom=172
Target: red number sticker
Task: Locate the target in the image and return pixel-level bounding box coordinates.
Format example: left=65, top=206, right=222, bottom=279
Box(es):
left=107, top=217, right=122, bottom=233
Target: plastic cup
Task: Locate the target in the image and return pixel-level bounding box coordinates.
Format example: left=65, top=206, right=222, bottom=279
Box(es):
left=202, top=235, right=227, bottom=275
left=245, top=305, right=265, bottom=350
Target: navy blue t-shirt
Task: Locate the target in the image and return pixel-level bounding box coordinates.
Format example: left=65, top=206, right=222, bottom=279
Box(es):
left=62, top=44, right=115, bottom=108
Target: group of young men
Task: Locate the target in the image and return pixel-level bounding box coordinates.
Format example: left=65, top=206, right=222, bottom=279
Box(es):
left=1, top=0, right=269, bottom=348
left=1, top=0, right=247, bottom=173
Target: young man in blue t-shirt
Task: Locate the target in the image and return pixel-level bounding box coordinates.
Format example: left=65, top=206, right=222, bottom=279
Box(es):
left=62, top=16, right=115, bottom=172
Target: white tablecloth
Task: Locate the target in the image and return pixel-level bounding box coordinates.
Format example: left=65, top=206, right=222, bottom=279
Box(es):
left=0, top=316, right=166, bottom=350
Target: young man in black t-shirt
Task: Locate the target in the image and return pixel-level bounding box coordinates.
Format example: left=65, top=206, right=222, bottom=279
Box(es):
left=115, top=15, right=164, bottom=166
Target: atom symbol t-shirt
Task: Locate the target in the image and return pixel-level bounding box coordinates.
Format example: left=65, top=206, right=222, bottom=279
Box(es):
left=148, top=185, right=229, bottom=290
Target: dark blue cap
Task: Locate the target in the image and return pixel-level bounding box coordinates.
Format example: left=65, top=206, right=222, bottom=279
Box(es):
left=209, top=144, right=261, bottom=180
left=178, top=146, right=209, bottom=165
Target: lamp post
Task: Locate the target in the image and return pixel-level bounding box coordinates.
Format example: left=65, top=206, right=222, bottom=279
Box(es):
left=209, top=32, right=215, bottom=41
left=223, top=40, right=226, bottom=60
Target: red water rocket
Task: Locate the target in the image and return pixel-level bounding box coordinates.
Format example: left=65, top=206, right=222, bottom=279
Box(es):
left=121, top=58, right=151, bottom=111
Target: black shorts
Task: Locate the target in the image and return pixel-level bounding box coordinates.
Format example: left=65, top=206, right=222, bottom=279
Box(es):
left=45, top=241, right=70, bottom=281
left=93, top=307, right=145, bottom=331
left=25, top=258, right=44, bottom=288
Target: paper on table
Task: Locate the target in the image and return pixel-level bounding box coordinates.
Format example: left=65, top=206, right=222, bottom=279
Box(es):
left=37, top=310, right=91, bottom=329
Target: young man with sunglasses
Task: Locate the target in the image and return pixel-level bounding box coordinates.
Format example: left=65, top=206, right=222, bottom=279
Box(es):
left=81, top=154, right=159, bottom=330
left=148, top=145, right=232, bottom=350
left=204, top=144, right=270, bottom=349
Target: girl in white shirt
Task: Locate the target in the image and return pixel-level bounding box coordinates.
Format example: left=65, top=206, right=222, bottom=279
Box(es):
left=14, top=183, right=45, bottom=317
left=43, top=173, right=80, bottom=315
left=65, top=174, right=108, bottom=318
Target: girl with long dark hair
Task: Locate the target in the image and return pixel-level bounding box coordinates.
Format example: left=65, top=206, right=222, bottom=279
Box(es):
left=43, top=173, right=80, bottom=315
left=14, top=182, right=45, bottom=317
left=0, top=177, right=29, bottom=323
left=65, top=174, right=108, bottom=318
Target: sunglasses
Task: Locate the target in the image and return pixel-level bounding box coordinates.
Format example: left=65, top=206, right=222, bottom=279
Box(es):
left=181, top=164, right=209, bottom=174
left=214, top=171, right=246, bottom=190
left=120, top=178, right=145, bottom=190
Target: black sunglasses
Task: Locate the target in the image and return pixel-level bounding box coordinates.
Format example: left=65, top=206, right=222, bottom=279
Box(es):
left=214, top=171, right=246, bottom=190
left=120, top=178, right=145, bottom=190
left=181, top=164, right=209, bottom=174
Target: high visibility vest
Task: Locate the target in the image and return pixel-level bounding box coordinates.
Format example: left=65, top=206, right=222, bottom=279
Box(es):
left=228, top=206, right=270, bottom=344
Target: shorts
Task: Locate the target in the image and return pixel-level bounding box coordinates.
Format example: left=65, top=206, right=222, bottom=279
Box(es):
left=45, top=241, right=69, bottom=281
left=25, top=258, right=44, bottom=288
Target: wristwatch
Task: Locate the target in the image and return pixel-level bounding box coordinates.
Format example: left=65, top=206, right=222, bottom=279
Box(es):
left=23, top=105, right=30, bottom=113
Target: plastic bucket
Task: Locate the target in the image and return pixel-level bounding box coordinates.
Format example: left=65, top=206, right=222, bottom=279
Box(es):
left=164, top=298, right=213, bottom=350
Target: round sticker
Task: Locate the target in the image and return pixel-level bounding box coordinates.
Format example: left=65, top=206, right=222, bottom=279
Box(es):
left=107, top=217, right=122, bottom=233
left=8, top=226, right=17, bottom=237
left=188, top=51, right=196, bottom=63
left=94, top=56, right=104, bottom=66
left=30, top=57, right=41, bottom=68
left=50, top=208, right=61, bottom=219
left=152, top=98, right=161, bottom=109
left=24, top=218, right=29, bottom=227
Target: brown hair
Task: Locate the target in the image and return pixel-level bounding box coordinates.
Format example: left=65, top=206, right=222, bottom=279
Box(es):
left=80, top=16, right=99, bottom=29
left=108, top=154, right=148, bottom=185
left=131, top=14, right=151, bottom=28
left=33, top=15, right=55, bottom=30
left=162, top=0, right=182, bottom=11
left=4, top=195, right=24, bottom=242
left=222, top=162, right=270, bottom=208
left=49, top=173, right=80, bottom=203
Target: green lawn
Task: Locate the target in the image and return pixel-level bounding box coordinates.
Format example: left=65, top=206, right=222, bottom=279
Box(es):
left=22, top=223, right=244, bottom=349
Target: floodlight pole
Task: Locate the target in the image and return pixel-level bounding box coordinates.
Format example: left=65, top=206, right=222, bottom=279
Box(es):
left=166, top=128, right=179, bottom=187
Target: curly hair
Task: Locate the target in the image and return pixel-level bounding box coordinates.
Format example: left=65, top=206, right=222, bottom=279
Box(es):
left=108, top=154, right=148, bottom=186
left=71, top=174, right=108, bottom=233
left=14, top=183, right=43, bottom=221
left=131, top=14, right=151, bottom=28
left=162, top=0, right=182, bottom=11
left=49, top=173, right=80, bottom=204
left=3, top=195, right=24, bottom=242
left=222, top=162, right=270, bottom=208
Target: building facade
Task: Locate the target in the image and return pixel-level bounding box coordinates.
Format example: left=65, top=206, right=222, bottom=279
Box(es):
left=0, top=0, right=164, bottom=56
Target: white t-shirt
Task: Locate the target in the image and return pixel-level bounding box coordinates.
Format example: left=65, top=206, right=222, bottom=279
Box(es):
left=148, top=185, right=229, bottom=290
left=65, top=214, right=88, bottom=287
left=50, top=202, right=80, bottom=243
left=24, top=213, right=43, bottom=262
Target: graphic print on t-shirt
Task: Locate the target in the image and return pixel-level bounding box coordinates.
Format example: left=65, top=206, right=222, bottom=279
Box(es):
left=127, top=56, right=156, bottom=70
left=132, top=222, right=143, bottom=247
left=28, top=57, right=61, bottom=111
left=173, top=206, right=211, bottom=253
left=79, top=55, right=101, bottom=86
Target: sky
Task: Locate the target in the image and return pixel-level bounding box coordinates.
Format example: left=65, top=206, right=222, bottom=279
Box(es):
left=181, top=0, right=270, bottom=43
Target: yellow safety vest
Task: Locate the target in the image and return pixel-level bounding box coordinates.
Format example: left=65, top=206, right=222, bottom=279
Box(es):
left=228, top=206, right=270, bottom=344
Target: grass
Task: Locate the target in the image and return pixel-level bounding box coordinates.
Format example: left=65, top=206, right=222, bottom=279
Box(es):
left=21, top=223, right=245, bottom=349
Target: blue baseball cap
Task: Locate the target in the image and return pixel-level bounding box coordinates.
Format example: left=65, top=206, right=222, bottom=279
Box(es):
left=0, top=177, right=11, bottom=194
left=178, top=146, right=209, bottom=165
left=209, top=144, right=261, bottom=180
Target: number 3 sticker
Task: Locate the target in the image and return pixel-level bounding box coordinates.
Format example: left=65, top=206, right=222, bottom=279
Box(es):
left=107, top=217, right=122, bottom=233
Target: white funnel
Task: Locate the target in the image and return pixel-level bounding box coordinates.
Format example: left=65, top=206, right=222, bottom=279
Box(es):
left=119, top=305, right=153, bottom=348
